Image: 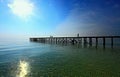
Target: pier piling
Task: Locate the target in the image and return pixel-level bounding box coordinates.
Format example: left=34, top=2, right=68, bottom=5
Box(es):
left=103, top=37, right=105, bottom=49
left=111, top=37, right=113, bottom=48
left=30, top=36, right=120, bottom=49
left=89, top=38, right=92, bottom=47
left=96, top=37, right=98, bottom=48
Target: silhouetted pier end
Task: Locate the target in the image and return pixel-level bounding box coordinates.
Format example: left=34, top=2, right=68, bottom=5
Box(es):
left=30, top=36, right=120, bottom=48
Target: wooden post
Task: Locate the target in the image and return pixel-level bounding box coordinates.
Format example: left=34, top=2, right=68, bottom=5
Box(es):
left=89, top=37, right=92, bottom=47
left=49, top=38, right=50, bottom=43
left=84, top=37, right=87, bottom=47
left=66, top=37, right=67, bottom=44
left=96, top=37, right=98, bottom=48
left=53, top=38, right=55, bottom=43
left=56, top=38, right=57, bottom=44
left=63, top=37, right=64, bottom=44
left=51, top=38, right=53, bottom=43
left=111, top=37, right=113, bottom=48
left=58, top=38, right=60, bottom=43
left=80, top=38, right=82, bottom=44
left=103, top=37, right=105, bottom=49
left=50, top=38, right=52, bottom=43
left=72, top=38, right=75, bottom=45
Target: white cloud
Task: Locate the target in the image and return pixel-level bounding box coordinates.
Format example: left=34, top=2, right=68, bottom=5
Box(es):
left=55, top=7, right=120, bottom=36
left=8, top=0, right=34, bottom=19
left=55, top=8, right=101, bottom=36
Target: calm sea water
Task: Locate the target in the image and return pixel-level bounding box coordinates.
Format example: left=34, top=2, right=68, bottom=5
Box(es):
left=0, top=40, right=120, bottom=77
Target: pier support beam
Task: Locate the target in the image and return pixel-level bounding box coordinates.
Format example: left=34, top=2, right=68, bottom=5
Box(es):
left=71, top=38, right=75, bottom=45
left=103, top=37, right=105, bottom=49
left=111, top=37, right=113, bottom=48
left=84, top=37, right=87, bottom=47
left=96, top=37, right=98, bottom=48
left=65, top=37, right=67, bottom=44
left=56, top=38, right=57, bottom=44
left=89, top=38, right=92, bottom=47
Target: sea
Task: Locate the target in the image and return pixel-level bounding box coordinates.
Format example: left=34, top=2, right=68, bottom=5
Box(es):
left=0, top=39, right=120, bottom=77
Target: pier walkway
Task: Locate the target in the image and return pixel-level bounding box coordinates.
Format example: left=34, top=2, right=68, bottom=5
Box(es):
left=30, top=36, right=120, bottom=48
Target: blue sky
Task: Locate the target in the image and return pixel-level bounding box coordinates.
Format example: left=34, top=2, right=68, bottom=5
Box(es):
left=0, top=0, right=120, bottom=40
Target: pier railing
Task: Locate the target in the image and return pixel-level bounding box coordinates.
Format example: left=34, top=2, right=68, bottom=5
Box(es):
left=30, top=36, right=120, bottom=48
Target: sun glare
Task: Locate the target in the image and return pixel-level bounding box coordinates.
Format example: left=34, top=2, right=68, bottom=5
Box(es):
left=17, top=60, right=29, bottom=77
left=8, top=0, right=34, bottom=19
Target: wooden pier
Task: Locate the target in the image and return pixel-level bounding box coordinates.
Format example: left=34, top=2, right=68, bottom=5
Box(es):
left=30, top=36, right=120, bottom=48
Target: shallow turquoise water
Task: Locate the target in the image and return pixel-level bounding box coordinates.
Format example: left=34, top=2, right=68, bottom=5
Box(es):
left=0, top=41, right=120, bottom=77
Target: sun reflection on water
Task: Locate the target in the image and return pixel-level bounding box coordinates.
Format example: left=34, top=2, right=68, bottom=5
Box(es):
left=16, top=60, right=30, bottom=77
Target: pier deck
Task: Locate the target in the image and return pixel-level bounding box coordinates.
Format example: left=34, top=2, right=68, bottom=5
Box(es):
left=30, top=36, right=120, bottom=48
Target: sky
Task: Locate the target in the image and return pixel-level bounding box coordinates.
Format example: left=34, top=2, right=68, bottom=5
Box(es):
left=0, top=0, right=120, bottom=40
